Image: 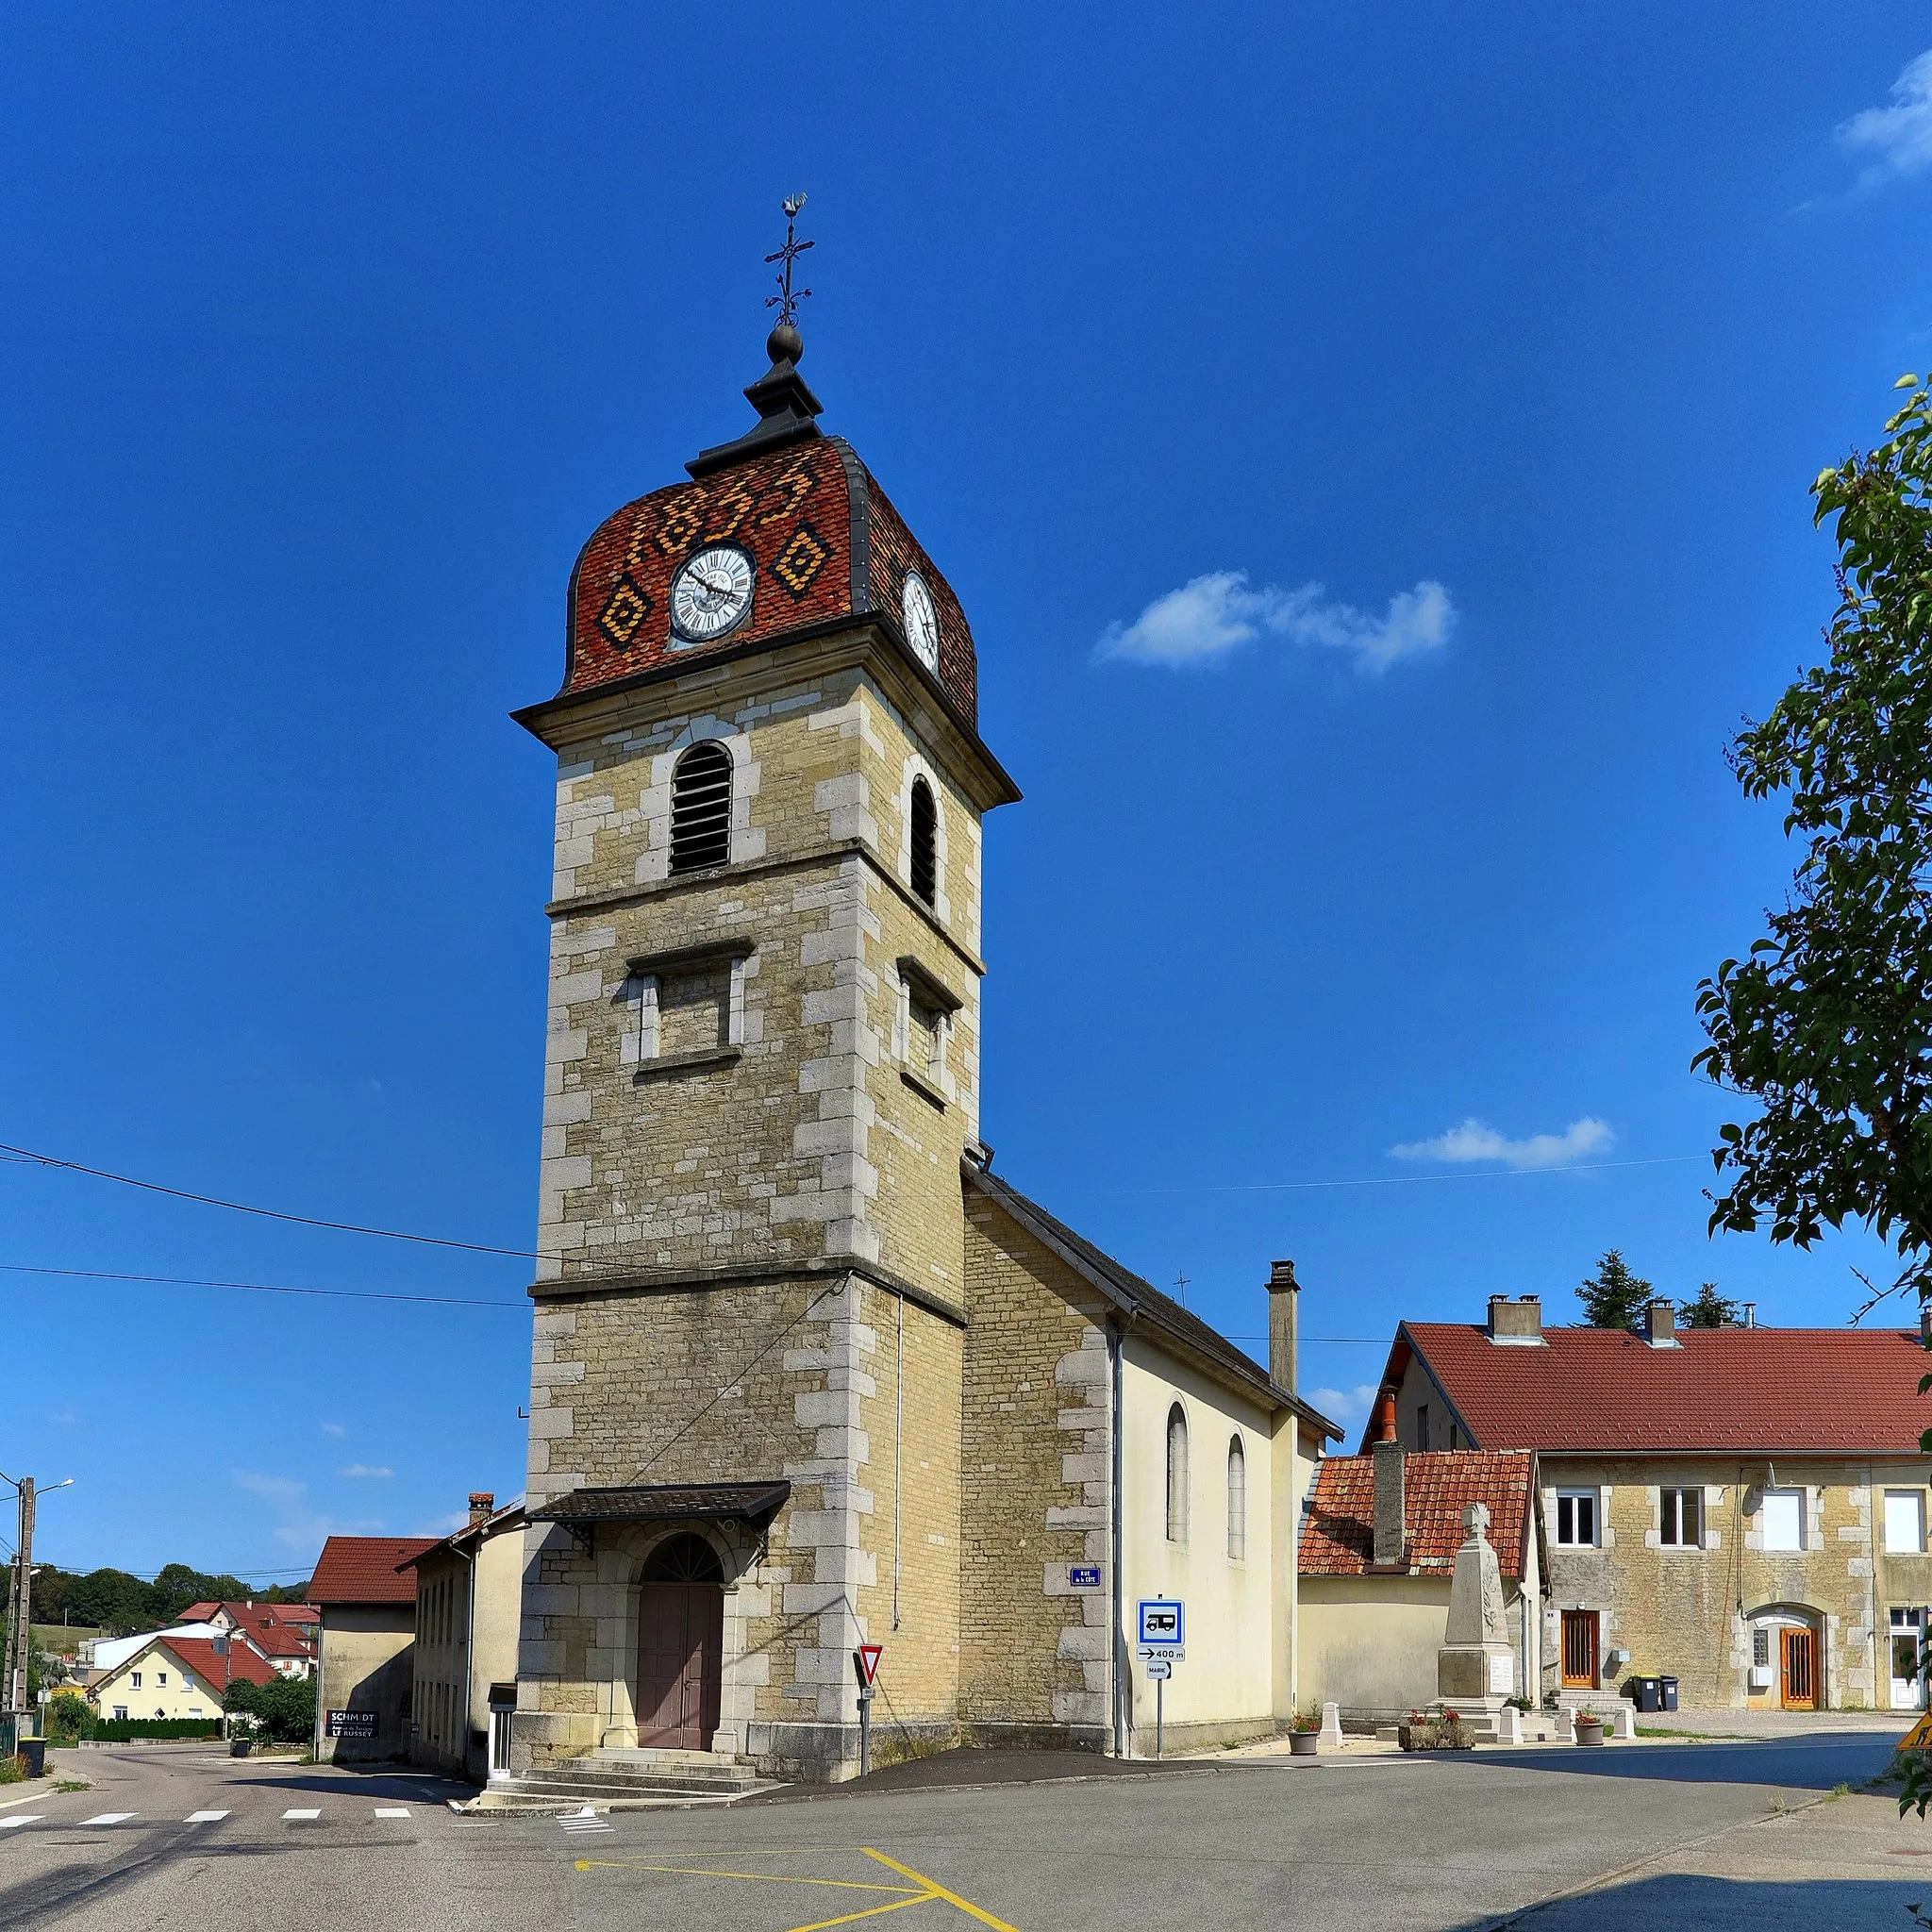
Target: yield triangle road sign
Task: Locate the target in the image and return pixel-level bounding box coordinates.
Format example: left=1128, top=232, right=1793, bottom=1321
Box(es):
left=857, top=1644, right=884, bottom=1687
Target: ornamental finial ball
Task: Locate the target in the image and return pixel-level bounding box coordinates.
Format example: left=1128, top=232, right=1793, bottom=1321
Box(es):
left=767, top=321, right=804, bottom=368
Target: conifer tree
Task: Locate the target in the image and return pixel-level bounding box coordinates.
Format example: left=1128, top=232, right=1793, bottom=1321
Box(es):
left=1575, top=1249, right=1651, bottom=1329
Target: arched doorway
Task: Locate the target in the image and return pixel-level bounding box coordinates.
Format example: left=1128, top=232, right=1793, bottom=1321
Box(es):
left=636, top=1532, right=724, bottom=1750
left=1748, top=1607, right=1821, bottom=1711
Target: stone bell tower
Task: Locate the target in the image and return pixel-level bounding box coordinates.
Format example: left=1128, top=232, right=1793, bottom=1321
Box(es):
left=507, top=288, right=1020, bottom=1781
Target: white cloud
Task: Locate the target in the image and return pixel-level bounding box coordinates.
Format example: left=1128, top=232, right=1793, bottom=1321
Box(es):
left=1390, top=1116, right=1614, bottom=1171
left=340, top=1464, right=392, bottom=1480
left=320, top=1422, right=345, bottom=1438
left=1095, top=570, right=1455, bottom=673
left=1840, top=50, right=1932, bottom=183
left=232, top=1469, right=383, bottom=1549
left=1307, top=1384, right=1379, bottom=1425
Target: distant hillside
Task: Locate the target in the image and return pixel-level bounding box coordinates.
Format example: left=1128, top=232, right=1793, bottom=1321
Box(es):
left=27, top=1562, right=313, bottom=1637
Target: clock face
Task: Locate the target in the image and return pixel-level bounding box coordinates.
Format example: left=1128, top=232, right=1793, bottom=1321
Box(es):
left=902, top=572, right=941, bottom=674
left=670, top=545, right=755, bottom=644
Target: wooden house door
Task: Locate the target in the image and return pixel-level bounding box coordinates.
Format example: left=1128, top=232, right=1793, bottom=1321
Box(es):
left=1781, top=1626, right=1816, bottom=1710
left=635, top=1533, right=724, bottom=1751
left=1561, top=1609, right=1600, bottom=1690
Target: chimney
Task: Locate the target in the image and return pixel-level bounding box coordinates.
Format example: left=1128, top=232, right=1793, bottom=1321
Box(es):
left=1743, top=1301, right=1757, bottom=1329
left=1372, top=1439, right=1407, bottom=1568
left=1267, top=1259, right=1299, bottom=1395
left=1643, top=1299, right=1677, bottom=1348
left=468, top=1491, right=495, bottom=1527
left=1487, top=1294, right=1544, bottom=1345
left=1921, top=1305, right=1931, bottom=1344
left=1370, top=1384, right=1399, bottom=1444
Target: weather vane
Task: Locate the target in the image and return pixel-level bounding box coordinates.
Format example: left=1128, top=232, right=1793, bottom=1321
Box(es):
left=765, top=192, right=814, bottom=327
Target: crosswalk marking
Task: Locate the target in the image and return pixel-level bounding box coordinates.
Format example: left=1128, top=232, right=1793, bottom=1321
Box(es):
left=282, top=1808, right=321, bottom=1822
left=374, top=1807, right=410, bottom=1819
left=0, top=1817, right=42, bottom=1829
left=559, top=1806, right=611, bottom=1836
left=80, top=1814, right=135, bottom=1826
left=185, top=1810, right=230, bottom=1824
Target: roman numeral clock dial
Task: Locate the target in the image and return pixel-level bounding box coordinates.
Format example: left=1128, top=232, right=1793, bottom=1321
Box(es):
left=670, top=544, right=755, bottom=645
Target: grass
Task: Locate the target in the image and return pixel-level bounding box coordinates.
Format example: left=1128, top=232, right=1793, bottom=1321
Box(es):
left=31, top=1624, right=103, bottom=1650
left=54, top=1780, right=88, bottom=1793
left=1634, top=1725, right=1732, bottom=1741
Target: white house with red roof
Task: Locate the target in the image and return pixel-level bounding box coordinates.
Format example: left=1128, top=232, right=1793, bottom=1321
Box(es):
left=1366, top=1292, right=1932, bottom=1712
left=88, top=1633, right=276, bottom=1724
left=1299, top=1447, right=1543, bottom=1722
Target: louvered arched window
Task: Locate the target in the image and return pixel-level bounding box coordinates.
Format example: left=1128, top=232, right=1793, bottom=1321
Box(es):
left=670, top=741, right=732, bottom=875
left=909, top=777, right=938, bottom=907
left=1226, top=1435, right=1247, bottom=1561
left=1165, top=1403, right=1189, bottom=1545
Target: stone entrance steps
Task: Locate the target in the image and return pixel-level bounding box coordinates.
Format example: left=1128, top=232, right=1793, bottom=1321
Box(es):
left=462, top=1745, right=782, bottom=1813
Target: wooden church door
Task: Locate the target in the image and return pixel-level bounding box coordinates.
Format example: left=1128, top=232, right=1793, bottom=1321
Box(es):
left=635, top=1533, right=725, bottom=1750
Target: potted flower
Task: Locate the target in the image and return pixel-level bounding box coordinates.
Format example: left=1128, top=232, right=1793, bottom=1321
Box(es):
left=1574, top=1708, right=1606, bottom=1747
left=1397, top=1708, right=1425, bottom=1752
left=1289, top=1707, right=1322, bottom=1757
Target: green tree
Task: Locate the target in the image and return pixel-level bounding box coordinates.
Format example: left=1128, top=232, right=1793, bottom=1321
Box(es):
left=1576, top=1249, right=1653, bottom=1330
left=1679, top=1282, right=1740, bottom=1329
left=1693, top=369, right=1932, bottom=1320
left=225, top=1671, right=316, bottom=1745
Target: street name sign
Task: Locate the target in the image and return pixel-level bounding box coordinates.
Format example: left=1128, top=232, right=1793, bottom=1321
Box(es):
left=1070, top=1565, right=1101, bottom=1589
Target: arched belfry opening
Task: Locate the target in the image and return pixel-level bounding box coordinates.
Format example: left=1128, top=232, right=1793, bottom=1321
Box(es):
left=636, top=1532, right=725, bottom=1748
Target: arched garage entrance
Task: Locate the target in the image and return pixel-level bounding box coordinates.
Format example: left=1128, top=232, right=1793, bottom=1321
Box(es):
left=636, top=1532, right=724, bottom=1749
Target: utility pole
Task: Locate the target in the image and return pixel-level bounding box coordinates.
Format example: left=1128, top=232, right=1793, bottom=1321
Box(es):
left=5, top=1478, right=33, bottom=1716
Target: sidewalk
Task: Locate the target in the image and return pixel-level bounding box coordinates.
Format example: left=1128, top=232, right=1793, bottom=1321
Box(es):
left=1643, top=1708, right=1915, bottom=1740
left=1491, top=1788, right=1932, bottom=1929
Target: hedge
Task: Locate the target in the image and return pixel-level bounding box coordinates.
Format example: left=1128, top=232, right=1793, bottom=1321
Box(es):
left=89, top=1719, right=224, bottom=1742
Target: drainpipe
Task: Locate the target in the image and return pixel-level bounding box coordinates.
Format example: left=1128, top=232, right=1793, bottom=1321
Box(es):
left=461, top=1545, right=476, bottom=1782
left=1109, top=1320, right=1126, bottom=1759
left=893, top=1291, right=904, bottom=1633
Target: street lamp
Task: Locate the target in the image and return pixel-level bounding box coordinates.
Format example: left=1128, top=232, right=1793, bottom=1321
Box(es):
left=1, top=1474, right=76, bottom=1723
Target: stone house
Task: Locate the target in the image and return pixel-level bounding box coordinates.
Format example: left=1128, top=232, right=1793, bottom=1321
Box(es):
left=1365, top=1294, right=1932, bottom=1711
left=1299, top=1445, right=1543, bottom=1722
left=401, top=1493, right=526, bottom=1782
left=505, top=319, right=1339, bottom=1784
left=309, top=1534, right=436, bottom=1761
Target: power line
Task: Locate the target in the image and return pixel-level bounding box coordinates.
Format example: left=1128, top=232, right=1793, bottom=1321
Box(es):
left=0, top=1141, right=538, bottom=1259
left=1, top=1264, right=524, bottom=1310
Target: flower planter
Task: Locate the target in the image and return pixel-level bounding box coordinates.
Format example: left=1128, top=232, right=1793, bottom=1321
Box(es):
left=1289, top=1731, right=1320, bottom=1757
left=1574, top=1721, right=1606, bottom=1747
left=229, top=1740, right=252, bottom=1758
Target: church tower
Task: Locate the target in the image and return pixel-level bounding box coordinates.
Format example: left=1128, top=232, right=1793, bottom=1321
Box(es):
left=509, top=289, right=1019, bottom=1779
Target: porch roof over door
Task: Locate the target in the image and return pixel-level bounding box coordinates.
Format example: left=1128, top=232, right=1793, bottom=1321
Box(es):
left=529, top=1480, right=791, bottom=1526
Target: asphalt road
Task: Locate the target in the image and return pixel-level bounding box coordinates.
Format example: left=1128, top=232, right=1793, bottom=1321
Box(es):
left=0, top=1731, right=1912, bottom=1930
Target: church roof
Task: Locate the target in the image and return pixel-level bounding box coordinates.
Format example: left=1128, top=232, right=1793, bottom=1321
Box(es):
left=526, top=332, right=982, bottom=733
left=965, top=1164, right=1343, bottom=1440
left=1299, top=1449, right=1538, bottom=1578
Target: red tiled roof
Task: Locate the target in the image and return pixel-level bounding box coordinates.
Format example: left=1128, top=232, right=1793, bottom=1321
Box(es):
left=238, top=1622, right=312, bottom=1658
left=1393, top=1324, right=1932, bottom=1455
left=179, top=1602, right=220, bottom=1622
left=159, top=1636, right=278, bottom=1690
left=1301, top=1450, right=1536, bottom=1577
left=308, top=1536, right=436, bottom=1606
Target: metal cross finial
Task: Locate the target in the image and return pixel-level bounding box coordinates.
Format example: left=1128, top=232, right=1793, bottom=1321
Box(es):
left=764, top=192, right=814, bottom=326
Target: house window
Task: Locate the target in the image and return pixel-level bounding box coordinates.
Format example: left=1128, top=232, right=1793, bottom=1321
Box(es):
left=1226, top=1436, right=1247, bottom=1561
left=1660, top=1488, right=1703, bottom=1547
left=112, top=1706, right=127, bottom=1720
left=1165, top=1404, right=1189, bottom=1545
left=1754, top=1626, right=1772, bottom=1669
left=1760, top=1488, right=1804, bottom=1551
left=1415, top=1404, right=1429, bottom=1451
left=131, top=1672, right=142, bottom=1689
left=668, top=740, right=732, bottom=874
left=1556, top=1491, right=1598, bottom=1547
left=158, top=1671, right=168, bottom=1686
left=909, top=777, right=938, bottom=907
left=1888, top=1491, right=1926, bottom=1554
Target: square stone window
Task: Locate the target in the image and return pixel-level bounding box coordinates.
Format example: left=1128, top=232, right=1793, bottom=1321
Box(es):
left=623, top=941, right=751, bottom=1081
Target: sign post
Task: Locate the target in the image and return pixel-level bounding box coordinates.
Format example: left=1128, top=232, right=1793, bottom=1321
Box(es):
left=1136, top=1600, right=1184, bottom=1760
left=853, top=1644, right=883, bottom=1778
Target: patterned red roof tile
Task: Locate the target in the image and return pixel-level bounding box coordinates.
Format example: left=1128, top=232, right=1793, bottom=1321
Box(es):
left=158, top=1636, right=278, bottom=1690
left=1391, top=1324, right=1932, bottom=1455
left=1300, top=1450, right=1536, bottom=1577
left=308, top=1536, right=436, bottom=1606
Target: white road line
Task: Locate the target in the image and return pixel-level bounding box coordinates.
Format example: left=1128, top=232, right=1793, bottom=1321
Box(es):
left=374, top=1807, right=410, bottom=1819
left=80, top=1814, right=136, bottom=1826
left=185, top=1810, right=230, bottom=1824
left=0, top=1817, right=42, bottom=1829
left=281, top=1808, right=322, bottom=1822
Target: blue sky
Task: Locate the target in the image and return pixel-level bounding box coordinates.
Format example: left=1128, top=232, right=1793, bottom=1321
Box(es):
left=3, top=5, right=1929, bottom=1582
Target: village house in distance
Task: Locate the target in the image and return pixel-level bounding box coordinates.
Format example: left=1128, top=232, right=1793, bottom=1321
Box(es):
left=1368, top=1293, right=1932, bottom=1714
left=494, top=304, right=1340, bottom=1790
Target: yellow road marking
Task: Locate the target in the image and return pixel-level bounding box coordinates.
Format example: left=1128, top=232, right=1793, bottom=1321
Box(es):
left=862, top=1848, right=1019, bottom=1931
left=785, top=1896, right=941, bottom=1932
